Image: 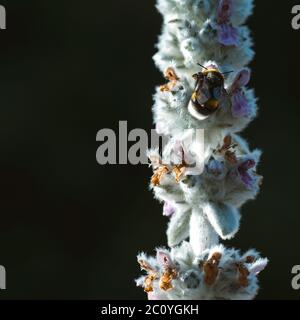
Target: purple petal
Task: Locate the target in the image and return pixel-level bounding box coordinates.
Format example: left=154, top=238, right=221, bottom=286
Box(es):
left=249, top=258, right=268, bottom=275
left=156, top=251, right=175, bottom=269
left=217, top=0, right=233, bottom=23
left=147, top=292, right=159, bottom=300
left=231, top=90, right=252, bottom=118
left=231, top=69, right=251, bottom=92
left=237, top=159, right=256, bottom=188
left=239, top=159, right=256, bottom=171
left=239, top=171, right=253, bottom=188
left=148, top=291, right=167, bottom=300
left=163, top=201, right=176, bottom=217
left=217, top=23, right=239, bottom=46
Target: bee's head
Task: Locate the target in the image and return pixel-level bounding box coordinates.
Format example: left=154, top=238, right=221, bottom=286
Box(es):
left=203, top=69, right=224, bottom=87
left=194, top=63, right=232, bottom=87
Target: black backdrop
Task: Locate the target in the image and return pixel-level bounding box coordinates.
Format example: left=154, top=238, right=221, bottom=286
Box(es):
left=0, top=0, right=299, bottom=299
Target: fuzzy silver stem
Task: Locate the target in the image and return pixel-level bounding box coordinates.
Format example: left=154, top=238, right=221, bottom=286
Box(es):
left=189, top=208, right=219, bottom=256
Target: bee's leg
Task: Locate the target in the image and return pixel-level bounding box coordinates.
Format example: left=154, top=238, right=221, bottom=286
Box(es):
left=191, top=91, right=198, bottom=101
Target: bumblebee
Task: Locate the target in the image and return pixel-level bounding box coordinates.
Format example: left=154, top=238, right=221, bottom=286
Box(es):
left=188, top=64, right=230, bottom=120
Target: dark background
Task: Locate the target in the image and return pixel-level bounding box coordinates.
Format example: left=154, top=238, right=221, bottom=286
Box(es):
left=0, top=0, right=299, bottom=299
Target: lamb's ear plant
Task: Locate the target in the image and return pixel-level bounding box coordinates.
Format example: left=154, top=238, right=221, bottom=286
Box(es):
left=136, top=0, right=268, bottom=300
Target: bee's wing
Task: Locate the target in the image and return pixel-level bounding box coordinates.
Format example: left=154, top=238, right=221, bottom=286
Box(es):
left=213, top=86, right=222, bottom=99
left=195, top=78, right=211, bottom=104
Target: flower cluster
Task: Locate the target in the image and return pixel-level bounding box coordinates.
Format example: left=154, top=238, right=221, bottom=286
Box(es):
left=148, top=134, right=262, bottom=252
left=154, top=0, right=254, bottom=77
left=137, top=0, right=267, bottom=300
left=154, top=62, right=256, bottom=141
left=137, top=242, right=268, bottom=300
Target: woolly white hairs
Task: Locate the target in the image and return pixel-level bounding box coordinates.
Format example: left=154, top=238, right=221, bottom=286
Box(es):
left=154, top=0, right=254, bottom=77
left=136, top=242, right=268, bottom=300
left=137, top=0, right=267, bottom=300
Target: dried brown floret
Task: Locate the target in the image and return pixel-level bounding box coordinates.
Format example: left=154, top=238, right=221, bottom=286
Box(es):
left=236, top=262, right=250, bottom=287
left=203, top=252, right=222, bottom=286
left=160, top=67, right=180, bottom=92
left=217, top=135, right=238, bottom=164
left=144, top=272, right=158, bottom=293
left=172, top=164, right=186, bottom=182
left=151, top=165, right=169, bottom=186
left=159, top=267, right=178, bottom=291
